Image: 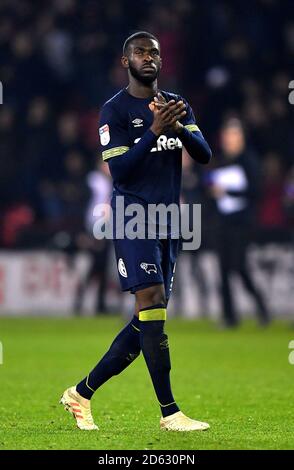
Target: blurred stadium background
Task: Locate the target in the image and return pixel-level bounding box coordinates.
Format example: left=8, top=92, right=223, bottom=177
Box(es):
left=0, top=0, right=293, bottom=320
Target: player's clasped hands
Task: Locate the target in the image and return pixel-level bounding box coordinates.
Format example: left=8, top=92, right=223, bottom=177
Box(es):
left=150, top=93, right=186, bottom=135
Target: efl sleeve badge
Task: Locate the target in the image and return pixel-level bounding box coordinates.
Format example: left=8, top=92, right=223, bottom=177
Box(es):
left=99, top=124, right=110, bottom=146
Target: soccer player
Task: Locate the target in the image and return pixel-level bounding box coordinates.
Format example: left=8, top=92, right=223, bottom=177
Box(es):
left=60, top=31, right=212, bottom=431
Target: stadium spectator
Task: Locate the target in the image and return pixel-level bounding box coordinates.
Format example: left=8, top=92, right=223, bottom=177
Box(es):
left=208, top=118, right=271, bottom=327
left=74, top=161, right=113, bottom=314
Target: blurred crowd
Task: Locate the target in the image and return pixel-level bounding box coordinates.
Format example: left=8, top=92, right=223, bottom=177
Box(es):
left=0, top=0, right=293, bottom=252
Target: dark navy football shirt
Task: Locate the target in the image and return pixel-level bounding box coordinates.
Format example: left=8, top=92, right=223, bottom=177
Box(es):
left=98, top=88, right=204, bottom=237
left=99, top=88, right=202, bottom=202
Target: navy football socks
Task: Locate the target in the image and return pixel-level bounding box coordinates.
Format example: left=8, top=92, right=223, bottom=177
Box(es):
left=76, top=315, right=141, bottom=400
left=77, top=307, right=179, bottom=418
left=139, top=305, right=179, bottom=417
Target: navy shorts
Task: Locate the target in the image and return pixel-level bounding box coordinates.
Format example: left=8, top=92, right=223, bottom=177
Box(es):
left=113, top=237, right=181, bottom=301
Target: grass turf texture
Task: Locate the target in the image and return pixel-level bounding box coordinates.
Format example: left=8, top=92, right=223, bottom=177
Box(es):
left=0, top=316, right=293, bottom=450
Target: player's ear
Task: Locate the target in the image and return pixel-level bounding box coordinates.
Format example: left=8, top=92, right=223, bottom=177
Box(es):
left=121, top=55, right=129, bottom=69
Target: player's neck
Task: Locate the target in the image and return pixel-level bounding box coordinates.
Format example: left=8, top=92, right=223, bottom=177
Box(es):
left=127, top=79, right=158, bottom=99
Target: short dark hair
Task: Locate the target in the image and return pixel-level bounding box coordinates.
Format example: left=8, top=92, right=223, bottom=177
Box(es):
left=123, top=31, right=159, bottom=55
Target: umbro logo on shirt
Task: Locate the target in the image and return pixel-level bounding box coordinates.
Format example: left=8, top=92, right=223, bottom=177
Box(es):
left=132, top=118, right=143, bottom=127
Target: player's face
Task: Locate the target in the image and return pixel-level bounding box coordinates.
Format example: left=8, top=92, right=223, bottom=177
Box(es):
left=123, top=38, right=162, bottom=84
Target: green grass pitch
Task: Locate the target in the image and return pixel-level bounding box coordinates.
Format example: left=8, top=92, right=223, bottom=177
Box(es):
left=0, top=316, right=293, bottom=450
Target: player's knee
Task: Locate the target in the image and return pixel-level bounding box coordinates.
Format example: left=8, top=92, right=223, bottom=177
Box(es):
left=135, top=285, right=166, bottom=310
left=149, top=288, right=166, bottom=307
